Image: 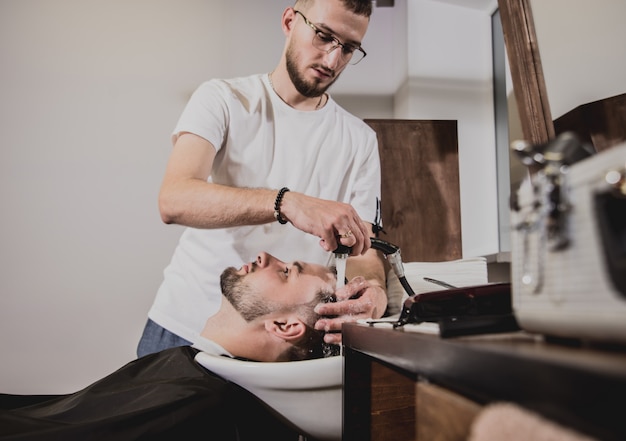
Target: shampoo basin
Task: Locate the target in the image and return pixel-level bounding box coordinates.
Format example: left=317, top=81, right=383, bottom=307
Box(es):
left=194, top=352, right=343, bottom=441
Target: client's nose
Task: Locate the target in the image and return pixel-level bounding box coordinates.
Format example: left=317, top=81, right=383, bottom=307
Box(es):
left=256, top=251, right=275, bottom=268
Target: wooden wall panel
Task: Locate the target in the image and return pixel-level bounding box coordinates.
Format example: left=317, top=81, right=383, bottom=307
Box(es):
left=416, top=382, right=482, bottom=441
left=365, top=119, right=461, bottom=262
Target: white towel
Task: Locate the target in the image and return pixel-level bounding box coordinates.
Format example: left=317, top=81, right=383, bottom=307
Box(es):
left=468, top=402, right=599, bottom=441
left=385, top=257, right=488, bottom=315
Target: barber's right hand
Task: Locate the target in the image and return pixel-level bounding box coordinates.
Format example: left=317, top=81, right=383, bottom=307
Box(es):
left=278, top=191, right=370, bottom=255
left=315, top=276, right=386, bottom=344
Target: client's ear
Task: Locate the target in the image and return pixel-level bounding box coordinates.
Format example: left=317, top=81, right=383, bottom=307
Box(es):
left=264, top=316, right=306, bottom=341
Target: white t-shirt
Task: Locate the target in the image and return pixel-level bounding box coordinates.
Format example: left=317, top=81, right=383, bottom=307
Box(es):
left=148, top=74, right=381, bottom=343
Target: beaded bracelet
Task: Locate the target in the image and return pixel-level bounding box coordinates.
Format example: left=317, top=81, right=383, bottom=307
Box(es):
left=273, top=187, right=290, bottom=224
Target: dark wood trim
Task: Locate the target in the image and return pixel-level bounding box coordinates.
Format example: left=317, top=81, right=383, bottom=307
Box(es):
left=554, top=92, right=626, bottom=152
left=497, top=0, right=554, bottom=145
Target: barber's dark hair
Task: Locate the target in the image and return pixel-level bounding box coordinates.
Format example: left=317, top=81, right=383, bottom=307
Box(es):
left=295, top=0, right=373, bottom=18
left=341, top=0, right=372, bottom=17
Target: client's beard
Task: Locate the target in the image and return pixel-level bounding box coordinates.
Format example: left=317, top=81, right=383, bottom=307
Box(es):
left=220, top=267, right=274, bottom=322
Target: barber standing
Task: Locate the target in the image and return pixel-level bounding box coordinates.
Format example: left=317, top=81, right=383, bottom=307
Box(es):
left=137, top=0, right=387, bottom=357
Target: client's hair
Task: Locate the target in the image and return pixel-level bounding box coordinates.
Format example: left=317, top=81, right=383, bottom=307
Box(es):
left=280, top=291, right=341, bottom=361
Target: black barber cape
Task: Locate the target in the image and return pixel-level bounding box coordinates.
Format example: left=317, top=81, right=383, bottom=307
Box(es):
left=0, top=346, right=299, bottom=441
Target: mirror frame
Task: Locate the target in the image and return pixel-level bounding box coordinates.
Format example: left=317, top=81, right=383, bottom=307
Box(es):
left=497, top=0, right=555, bottom=146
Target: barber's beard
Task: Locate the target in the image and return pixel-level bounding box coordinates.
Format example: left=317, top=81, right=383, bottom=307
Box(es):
left=285, top=43, right=338, bottom=98
left=220, top=267, right=274, bottom=322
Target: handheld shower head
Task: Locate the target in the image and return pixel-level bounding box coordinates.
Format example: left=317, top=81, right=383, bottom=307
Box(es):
left=332, top=238, right=416, bottom=297
left=370, top=238, right=415, bottom=298
left=333, top=238, right=417, bottom=327
left=333, top=243, right=352, bottom=258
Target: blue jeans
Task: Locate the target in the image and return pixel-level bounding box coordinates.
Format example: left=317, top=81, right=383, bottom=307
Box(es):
left=136, top=318, right=192, bottom=358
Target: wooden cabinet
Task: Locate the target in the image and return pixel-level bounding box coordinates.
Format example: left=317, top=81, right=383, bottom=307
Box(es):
left=365, top=120, right=461, bottom=262
left=343, top=323, right=626, bottom=441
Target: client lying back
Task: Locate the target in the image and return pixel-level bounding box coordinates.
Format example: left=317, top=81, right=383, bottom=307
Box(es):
left=0, top=251, right=347, bottom=441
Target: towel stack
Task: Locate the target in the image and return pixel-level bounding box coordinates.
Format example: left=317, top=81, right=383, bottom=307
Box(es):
left=385, top=257, right=489, bottom=315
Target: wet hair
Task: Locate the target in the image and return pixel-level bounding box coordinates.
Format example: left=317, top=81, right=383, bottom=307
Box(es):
left=280, top=290, right=341, bottom=361
left=294, top=0, right=373, bottom=18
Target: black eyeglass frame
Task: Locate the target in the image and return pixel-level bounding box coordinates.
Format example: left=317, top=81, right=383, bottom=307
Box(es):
left=294, top=9, right=367, bottom=65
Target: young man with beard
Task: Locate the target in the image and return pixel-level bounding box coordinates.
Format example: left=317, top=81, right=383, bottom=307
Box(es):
left=139, top=0, right=388, bottom=357
left=0, top=252, right=343, bottom=440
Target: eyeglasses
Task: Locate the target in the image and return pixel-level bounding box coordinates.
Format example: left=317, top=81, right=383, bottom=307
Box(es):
left=294, top=10, right=367, bottom=65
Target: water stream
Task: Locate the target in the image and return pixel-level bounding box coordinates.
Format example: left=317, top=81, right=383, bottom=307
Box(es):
left=335, top=254, right=347, bottom=290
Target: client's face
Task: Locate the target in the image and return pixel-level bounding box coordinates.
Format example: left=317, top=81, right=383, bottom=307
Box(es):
left=220, top=252, right=336, bottom=321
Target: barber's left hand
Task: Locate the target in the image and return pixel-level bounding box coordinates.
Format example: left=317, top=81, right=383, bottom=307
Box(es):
left=314, top=276, right=387, bottom=344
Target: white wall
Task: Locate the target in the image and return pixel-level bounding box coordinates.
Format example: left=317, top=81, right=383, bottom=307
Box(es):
left=395, top=0, right=499, bottom=257
left=334, top=94, right=395, bottom=119
left=0, top=0, right=291, bottom=394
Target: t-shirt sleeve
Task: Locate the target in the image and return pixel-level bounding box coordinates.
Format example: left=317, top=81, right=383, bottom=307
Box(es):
left=171, top=80, right=229, bottom=152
